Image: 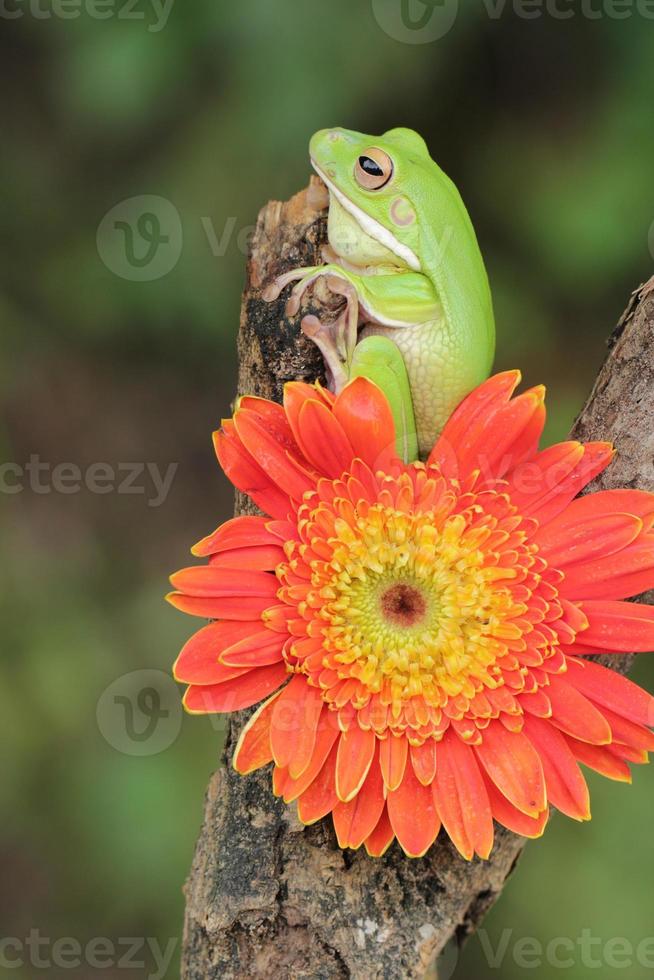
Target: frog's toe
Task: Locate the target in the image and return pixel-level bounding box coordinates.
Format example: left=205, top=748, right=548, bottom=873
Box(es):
left=286, top=273, right=321, bottom=315
left=261, top=281, right=282, bottom=302
left=285, top=291, right=303, bottom=317
left=262, top=267, right=309, bottom=304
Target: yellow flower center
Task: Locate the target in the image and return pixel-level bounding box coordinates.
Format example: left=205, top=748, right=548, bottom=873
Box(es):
left=276, top=462, right=567, bottom=741
left=316, top=504, right=518, bottom=708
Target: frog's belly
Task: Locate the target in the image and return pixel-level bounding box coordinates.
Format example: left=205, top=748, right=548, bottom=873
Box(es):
left=360, top=319, right=482, bottom=458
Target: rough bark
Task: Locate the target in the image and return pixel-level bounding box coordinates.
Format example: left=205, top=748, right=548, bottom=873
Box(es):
left=181, top=182, right=654, bottom=980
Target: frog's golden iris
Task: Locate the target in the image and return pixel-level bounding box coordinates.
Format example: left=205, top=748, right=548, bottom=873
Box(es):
left=169, top=373, right=654, bottom=859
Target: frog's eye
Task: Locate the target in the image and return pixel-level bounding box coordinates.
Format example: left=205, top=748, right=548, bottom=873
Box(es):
left=355, top=148, right=394, bottom=190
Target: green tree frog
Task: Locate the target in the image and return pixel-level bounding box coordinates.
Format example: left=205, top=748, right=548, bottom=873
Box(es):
left=263, top=127, right=495, bottom=459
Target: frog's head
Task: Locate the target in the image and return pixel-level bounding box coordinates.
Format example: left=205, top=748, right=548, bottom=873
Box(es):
left=310, top=127, right=434, bottom=272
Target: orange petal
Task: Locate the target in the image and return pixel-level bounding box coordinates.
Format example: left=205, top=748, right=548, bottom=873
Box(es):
left=547, top=676, right=612, bottom=745
left=507, top=442, right=613, bottom=525
left=295, top=399, right=354, bottom=479
left=535, top=513, right=642, bottom=570
left=523, top=715, right=590, bottom=820
left=183, top=662, right=288, bottom=714
left=571, top=600, right=654, bottom=652
left=174, top=620, right=263, bottom=683
left=219, top=629, right=285, bottom=668
left=237, top=395, right=316, bottom=476
left=209, top=544, right=285, bottom=571
left=166, top=591, right=273, bottom=620
left=335, top=726, right=376, bottom=803
left=432, top=732, right=494, bottom=860
left=559, top=539, right=654, bottom=601
left=283, top=382, right=321, bottom=439
left=233, top=410, right=316, bottom=501
left=387, top=760, right=441, bottom=858
left=332, top=377, right=397, bottom=469
left=565, top=656, right=654, bottom=728
left=609, top=742, right=648, bottom=764
left=237, top=395, right=294, bottom=435
left=297, top=739, right=339, bottom=824
left=563, top=734, right=632, bottom=783
left=170, top=566, right=278, bottom=598
left=279, top=712, right=340, bottom=803
left=540, top=488, right=654, bottom=529
left=379, top=733, right=409, bottom=791
left=601, top=707, right=654, bottom=752
left=233, top=690, right=282, bottom=774
left=482, top=772, right=549, bottom=839
left=429, top=371, right=521, bottom=479
left=519, top=689, right=552, bottom=718
left=460, top=386, right=547, bottom=482
left=475, top=724, right=546, bottom=817
left=410, top=740, right=438, bottom=786
left=269, top=675, right=324, bottom=777
left=213, top=424, right=290, bottom=520
left=364, top=806, right=395, bottom=858
left=500, top=388, right=547, bottom=475
left=272, top=764, right=288, bottom=797
left=332, top=743, right=385, bottom=849
left=282, top=381, right=334, bottom=454
left=192, top=515, right=280, bottom=557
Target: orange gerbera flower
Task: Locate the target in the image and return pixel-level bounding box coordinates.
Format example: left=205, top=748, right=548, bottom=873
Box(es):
left=169, top=371, right=654, bottom=859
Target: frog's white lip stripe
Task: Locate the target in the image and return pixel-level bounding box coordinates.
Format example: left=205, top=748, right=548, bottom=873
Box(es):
left=311, top=160, right=421, bottom=273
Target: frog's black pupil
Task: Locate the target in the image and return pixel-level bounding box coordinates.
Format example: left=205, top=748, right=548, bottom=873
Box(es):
left=359, top=156, right=384, bottom=177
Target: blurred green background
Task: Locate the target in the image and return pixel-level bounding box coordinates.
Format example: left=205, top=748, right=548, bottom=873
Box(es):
left=1, top=3, right=653, bottom=978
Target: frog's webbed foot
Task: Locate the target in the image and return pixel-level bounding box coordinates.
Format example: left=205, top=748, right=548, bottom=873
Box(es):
left=301, top=276, right=360, bottom=392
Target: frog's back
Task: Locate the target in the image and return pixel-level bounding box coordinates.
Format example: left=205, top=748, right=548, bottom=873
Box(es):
left=418, top=159, right=495, bottom=379
left=383, top=128, right=495, bottom=380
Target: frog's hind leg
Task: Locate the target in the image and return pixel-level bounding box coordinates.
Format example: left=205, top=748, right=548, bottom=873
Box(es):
left=301, top=276, right=360, bottom=391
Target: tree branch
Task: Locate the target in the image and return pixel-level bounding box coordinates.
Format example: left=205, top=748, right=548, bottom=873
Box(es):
left=180, top=184, right=654, bottom=980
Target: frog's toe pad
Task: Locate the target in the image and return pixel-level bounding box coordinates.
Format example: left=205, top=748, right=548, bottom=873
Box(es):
left=300, top=314, right=323, bottom=339
left=261, top=282, right=281, bottom=302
